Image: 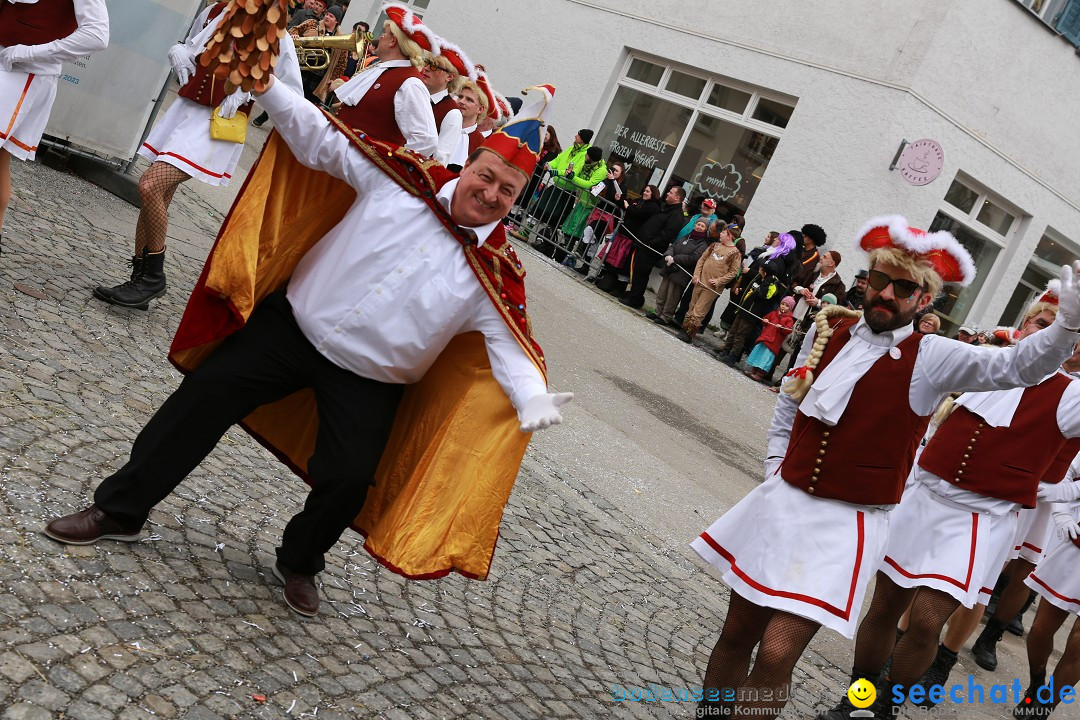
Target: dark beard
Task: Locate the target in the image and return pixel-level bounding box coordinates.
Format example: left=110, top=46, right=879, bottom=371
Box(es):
left=863, top=296, right=918, bottom=333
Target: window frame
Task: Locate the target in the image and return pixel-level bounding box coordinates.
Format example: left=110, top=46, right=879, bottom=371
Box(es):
left=603, top=51, right=796, bottom=193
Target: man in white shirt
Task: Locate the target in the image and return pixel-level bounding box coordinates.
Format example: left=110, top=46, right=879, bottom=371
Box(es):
left=43, top=79, right=571, bottom=619
left=691, top=215, right=1080, bottom=719
left=332, top=4, right=436, bottom=154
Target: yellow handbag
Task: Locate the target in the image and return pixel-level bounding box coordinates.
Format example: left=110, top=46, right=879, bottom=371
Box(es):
left=209, top=76, right=248, bottom=144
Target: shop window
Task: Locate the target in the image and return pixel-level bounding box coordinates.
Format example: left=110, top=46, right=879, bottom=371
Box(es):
left=627, top=58, right=664, bottom=85
left=751, top=98, right=794, bottom=128
left=928, top=212, right=1002, bottom=335
left=943, top=179, right=979, bottom=214
left=669, top=118, right=778, bottom=215
left=976, top=199, right=1016, bottom=237
left=597, top=85, right=691, bottom=195
left=596, top=54, right=793, bottom=214
left=999, top=231, right=1080, bottom=326
left=706, top=84, right=751, bottom=114
left=666, top=70, right=707, bottom=100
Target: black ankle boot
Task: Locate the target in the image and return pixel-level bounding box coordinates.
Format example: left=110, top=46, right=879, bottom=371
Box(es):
left=101, top=249, right=167, bottom=310
left=93, top=254, right=145, bottom=303
left=1014, top=674, right=1056, bottom=718
left=1007, top=590, right=1038, bottom=637
left=972, top=618, right=1007, bottom=671
left=911, top=644, right=959, bottom=707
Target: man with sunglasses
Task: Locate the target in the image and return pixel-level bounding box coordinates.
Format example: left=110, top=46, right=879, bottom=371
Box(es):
left=419, top=44, right=469, bottom=166
left=691, top=215, right=1080, bottom=720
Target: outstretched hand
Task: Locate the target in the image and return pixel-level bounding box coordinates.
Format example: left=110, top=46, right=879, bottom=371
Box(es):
left=519, top=392, right=574, bottom=432
left=1056, top=261, right=1080, bottom=329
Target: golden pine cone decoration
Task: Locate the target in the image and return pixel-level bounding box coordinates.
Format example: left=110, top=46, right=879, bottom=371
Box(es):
left=200, top=0, right=288, bottom=94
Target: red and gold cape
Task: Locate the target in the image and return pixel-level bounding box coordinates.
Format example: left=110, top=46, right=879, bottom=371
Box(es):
left=168, top=112, right=546, bottom=580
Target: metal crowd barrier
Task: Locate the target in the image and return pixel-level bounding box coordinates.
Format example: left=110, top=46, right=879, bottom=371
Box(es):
left=508, top=170, right=627, bottom=277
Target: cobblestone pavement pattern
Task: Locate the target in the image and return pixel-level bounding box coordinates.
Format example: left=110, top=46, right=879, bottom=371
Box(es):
left=0, top=136, right=1047, bottom=718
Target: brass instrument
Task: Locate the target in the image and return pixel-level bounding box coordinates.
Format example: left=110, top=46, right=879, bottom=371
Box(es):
left=294, top=30, right=372, bottom=72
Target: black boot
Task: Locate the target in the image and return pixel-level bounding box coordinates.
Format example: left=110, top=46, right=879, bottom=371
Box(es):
left=101, top=248, right=167, bottom=310
left=910, top=644, right=959, bottom=707
left=1007, top=590, right=1038, bottom=637
left=93, top=254, right=145, bottom=303
left=972, top=617, right=1007, bottom=671
left=1014, top=673, right=1056, bottom=718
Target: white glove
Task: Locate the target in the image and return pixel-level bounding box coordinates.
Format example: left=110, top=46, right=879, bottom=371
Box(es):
left=0, top=44, right=39, bottom=71
left=216, top=89, right=251, bottom=120
left=1055, top=261, right=1080, bottom=329
left=1038, top=480, right=1080, bottom=503
left=168, top=44, right=197, bottom=86
left=1053, top=510, right=1080, bottom=541
left=519, top=392, right=573, bottom=432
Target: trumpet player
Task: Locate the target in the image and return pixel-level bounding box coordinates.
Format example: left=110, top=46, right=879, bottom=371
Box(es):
left=332, top=3, right=436, bottom=155
left=288, top=3, right=341, bottom=104
left=92, top=0, right=302, bottom=311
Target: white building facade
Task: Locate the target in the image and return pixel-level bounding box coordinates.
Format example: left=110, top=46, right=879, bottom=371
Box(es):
left=354, top=0, right=1080, bottom=334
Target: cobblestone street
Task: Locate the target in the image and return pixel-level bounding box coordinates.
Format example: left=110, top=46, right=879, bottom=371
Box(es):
left=0, top=150, right=1042, bottom=719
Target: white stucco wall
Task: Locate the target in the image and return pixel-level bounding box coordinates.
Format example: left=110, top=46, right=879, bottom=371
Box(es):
left=415, top=0, right=1080, bottom=330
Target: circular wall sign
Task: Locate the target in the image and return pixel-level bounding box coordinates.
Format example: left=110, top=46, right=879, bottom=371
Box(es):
left=898, top=139, right=944, bottom=186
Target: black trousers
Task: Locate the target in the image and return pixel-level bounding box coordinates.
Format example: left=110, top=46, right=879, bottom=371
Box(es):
left=624, top=249, right=655, bottom=305
left=94, top=291, right=404, bottom=575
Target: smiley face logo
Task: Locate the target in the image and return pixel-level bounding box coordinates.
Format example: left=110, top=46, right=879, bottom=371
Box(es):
left=847, top=678, right=876, bottom=709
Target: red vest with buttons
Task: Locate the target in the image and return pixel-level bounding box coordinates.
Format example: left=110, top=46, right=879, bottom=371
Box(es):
left=919, top=374, right=1073, bottom=508
left=1045, top=436, right=1080, bottom=485
left=780, top=318, right=930, bottom=504
left=431, top=94, right=458, bottom=131
left=466, top=127, right=484, bottom=156
left=335, top=65, right=422, bottom=146
left=0, top=0, right=77, bottom=46
left=175, top=4, right=255, bottom=116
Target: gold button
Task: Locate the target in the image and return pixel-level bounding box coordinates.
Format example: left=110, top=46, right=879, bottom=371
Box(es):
left=955, top=477, right=962, bottom=482
left=818, top=450, right=826, bottom=456
left=966, top=445, right=974, bottom=451
left=816, top=459, right=823, bottom=465
left=960, top=462, right=966, bottom=467
left=820, top=440, right=828, bottom=447
left=973, top=431, right=980, bottom=437
left=823, top=431, right=830, bottom=438
left=808, top=487, right=816, bottom=494
left=957, top=470, right=964, bottom=475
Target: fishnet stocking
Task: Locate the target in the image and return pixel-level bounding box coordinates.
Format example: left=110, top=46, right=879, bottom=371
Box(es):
left=888, top=587, right=959, bottom=685
left=732, top=611, right=820, bottom=719
left=1027, top=599, right=1070, bottom=677
left=852, top=572, right=918, bottom=677
left=1054, top=616, right=1080, bottom=688
left=134, top=161, right=189, bottom=255
left=701, top=591, right=772, bottom=713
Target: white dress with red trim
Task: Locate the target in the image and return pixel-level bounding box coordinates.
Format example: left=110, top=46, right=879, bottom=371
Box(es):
left=1011, top=499, right=1056, bottom=564
left=690, top=474, right=891, bottom=638
left=0, top=0, right=109, bottom=161
left=0, top=71, right=57, bottom=161
left=1025, top=509, right=1080, bottom=616
left=138, top=96, right=246, bottom=186
left=880, top=467, right=1019, bottom=607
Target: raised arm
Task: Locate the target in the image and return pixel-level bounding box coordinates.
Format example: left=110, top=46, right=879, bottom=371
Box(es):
left=255, top=77, right=386, bottom=192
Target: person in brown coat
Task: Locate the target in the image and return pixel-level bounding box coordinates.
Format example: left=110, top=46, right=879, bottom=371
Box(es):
left=681, top=221, right=742, bottom=342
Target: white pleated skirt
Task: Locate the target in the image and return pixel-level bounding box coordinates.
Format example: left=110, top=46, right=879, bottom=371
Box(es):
left=691, top=475, right=891, bottom=638
left=0, top=69, right=58, bottom=161
left=1026, top=533, right=1080, bottom=615
left=881, top=481, right=1018, bottom=607
left=138, top=96, right=245, bottom=186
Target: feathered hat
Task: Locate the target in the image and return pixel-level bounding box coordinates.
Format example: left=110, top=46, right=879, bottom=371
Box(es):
left=856, top=215, right=977, bottom=286
left=478, top=85, right=555, bottom=178
left=383, top=3, right=440, bottom=52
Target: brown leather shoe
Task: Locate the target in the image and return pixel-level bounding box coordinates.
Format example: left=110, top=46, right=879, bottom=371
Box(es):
left=43, top=505, right=142, bottom=545
left=272, top=561, right=319, bottom=617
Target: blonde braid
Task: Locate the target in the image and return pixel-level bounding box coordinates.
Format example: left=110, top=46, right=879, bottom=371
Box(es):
left=783, top=304, right=862, bottom=400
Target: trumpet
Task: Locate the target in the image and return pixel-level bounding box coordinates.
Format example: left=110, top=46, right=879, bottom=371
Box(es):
left=294, top=30, right=373, bottom=71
